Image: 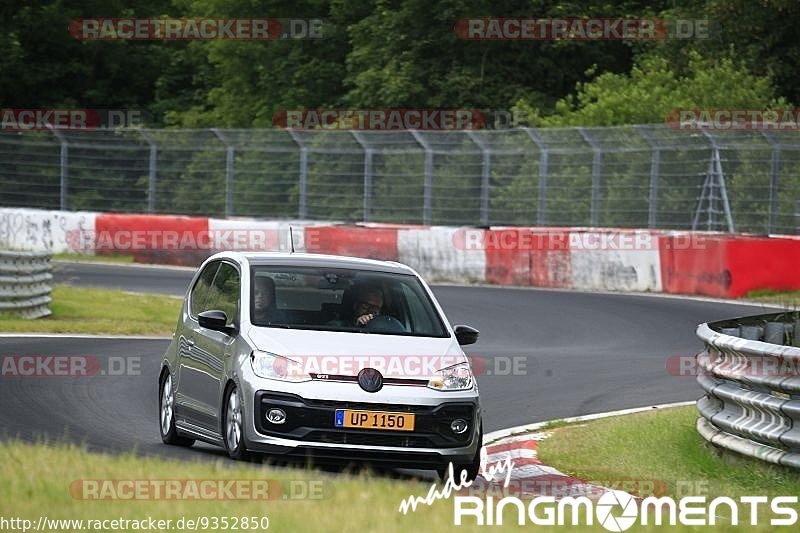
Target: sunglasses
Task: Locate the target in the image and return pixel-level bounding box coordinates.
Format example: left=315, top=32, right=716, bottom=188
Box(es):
left=355, top=300, right=382, bottom=314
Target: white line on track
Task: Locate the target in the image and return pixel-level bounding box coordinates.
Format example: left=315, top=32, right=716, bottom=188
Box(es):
left=484, top=400, right=696, bottom=445
left=0, top=333, right=171, bottom=340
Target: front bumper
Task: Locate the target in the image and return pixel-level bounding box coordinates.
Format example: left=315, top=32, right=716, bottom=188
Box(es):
left=243, top=389, right=481, bottom=467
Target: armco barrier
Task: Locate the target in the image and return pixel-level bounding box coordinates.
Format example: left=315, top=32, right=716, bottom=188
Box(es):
left=0, top=250, right=53, bottom=319
left=696, top=312, right=800, bottom=469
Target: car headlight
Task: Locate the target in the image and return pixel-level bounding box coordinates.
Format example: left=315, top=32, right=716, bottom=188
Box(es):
left=250, top=350, right=310, bottom=382
left=427, top=362, right=473, bottom=391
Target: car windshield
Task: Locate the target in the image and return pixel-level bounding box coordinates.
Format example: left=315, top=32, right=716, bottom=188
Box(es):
left=250, top=266, right=448, bottom=337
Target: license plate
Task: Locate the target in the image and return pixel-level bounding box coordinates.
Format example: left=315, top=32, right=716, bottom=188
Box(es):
left=334, top=409, right=415, bottom=431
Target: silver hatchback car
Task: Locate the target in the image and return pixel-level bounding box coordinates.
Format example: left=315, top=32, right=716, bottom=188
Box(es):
left=159, top=252, right=482, bottom=478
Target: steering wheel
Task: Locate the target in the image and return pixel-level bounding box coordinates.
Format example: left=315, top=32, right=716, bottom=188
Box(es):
left=365, top=314, right=407, bottom=333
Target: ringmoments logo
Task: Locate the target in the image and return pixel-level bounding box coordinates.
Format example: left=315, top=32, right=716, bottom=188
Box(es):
left=451, top=493, right=799, bottom=528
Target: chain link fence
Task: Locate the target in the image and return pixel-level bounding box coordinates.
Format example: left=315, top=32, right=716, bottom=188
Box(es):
left=2, top=125, right=799, bottom=234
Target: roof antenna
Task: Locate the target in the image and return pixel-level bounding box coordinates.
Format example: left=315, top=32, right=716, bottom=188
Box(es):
left=289, top=226, right=296, bottom=253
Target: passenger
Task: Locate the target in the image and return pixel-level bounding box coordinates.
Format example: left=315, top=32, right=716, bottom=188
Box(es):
left=252, top=276, right=279, bottom=325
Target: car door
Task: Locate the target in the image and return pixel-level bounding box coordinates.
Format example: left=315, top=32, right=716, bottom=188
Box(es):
left=175, top=261, right=240, bottom=435
left=186, top=261, right=241, bottom=433
left=174, top=260, right=219, bottom=428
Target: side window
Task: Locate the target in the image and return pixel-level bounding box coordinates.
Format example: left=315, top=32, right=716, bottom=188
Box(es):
left=402, top=283, right=436, bottom=335
left=190, top=262, right=219, bottom=317
left=204, top=262, right=240, bottom=326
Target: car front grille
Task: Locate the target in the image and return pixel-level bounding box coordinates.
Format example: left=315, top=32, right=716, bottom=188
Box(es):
left=255, top=391, right=476, bottom=449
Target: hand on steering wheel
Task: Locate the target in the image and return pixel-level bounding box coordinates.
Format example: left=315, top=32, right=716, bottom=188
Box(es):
left=364, top=314, right=406, bottom=332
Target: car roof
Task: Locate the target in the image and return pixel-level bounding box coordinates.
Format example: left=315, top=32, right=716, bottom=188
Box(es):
left=215, top=252, right=415, bottom=275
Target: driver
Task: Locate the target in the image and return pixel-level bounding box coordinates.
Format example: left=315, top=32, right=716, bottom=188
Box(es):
left=351, top=284, right=384, bottom=327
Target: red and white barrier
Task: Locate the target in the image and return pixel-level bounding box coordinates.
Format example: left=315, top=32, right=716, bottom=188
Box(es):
left=0, top=208, right=96, bottom=254
left=4, top=207, right=800, bottom=299
left=398, top=226, right=486, bottom=283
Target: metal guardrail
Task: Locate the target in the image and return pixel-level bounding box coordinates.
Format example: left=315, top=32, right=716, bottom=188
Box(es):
left=696, top=311, right=800, bottom=468
left=0, top=250, right=53, bottom=319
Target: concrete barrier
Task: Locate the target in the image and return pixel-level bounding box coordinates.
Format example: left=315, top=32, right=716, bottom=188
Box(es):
left=0, top=207, right=96, bottom=253
left=5, top=208, right=800, bottom=299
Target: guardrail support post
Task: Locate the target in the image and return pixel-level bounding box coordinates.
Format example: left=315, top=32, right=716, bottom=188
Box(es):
left=410, top=130, right=433, bottom=225
left=466, top=131, right=491, bottom=225
left=287, top=130, right=308, bottom=219
left=139, top=130, right=159, bottom=214
left=351, top=132, right=373, bottom=222
left=523, top=128, right=548, bottom=225
left=578, top=127, right=602, bottom=227
left=636, top=126, right=661, bottom=229
left=211, top=129, right=235, bottom=217
left=49, top=127, right=69, bottom=210
left=761, top=130, right=780, bottom=234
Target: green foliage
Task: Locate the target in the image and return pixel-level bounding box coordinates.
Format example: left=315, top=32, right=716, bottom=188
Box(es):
left=524, top=52, right=786, bottom=127
left=3, top=1, right=796, bottom=129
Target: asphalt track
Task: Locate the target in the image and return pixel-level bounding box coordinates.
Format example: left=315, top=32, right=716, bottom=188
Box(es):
left=0, top=261, right=778, bottom=465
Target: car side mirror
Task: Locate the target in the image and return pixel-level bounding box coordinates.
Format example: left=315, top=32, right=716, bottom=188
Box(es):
left=198, top=310, right=235, bottom=334
left=454, top=325, right=479, bottom=346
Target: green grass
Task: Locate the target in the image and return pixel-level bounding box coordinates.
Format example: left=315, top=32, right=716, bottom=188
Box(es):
left=2, top=433, right=793, bottom=533
left=744, top=289, right=800, bottom=308
left=539, top=406, right=800, bottom=499
left=0, top=440, right=480, bottom=533
left=0, top=285, right=180, bottom=335
left=54, top=253, right=136, bottom=263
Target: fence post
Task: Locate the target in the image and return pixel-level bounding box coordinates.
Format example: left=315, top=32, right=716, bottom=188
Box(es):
left=760, top=130, right=780, bottom=234
left=578, top=127, right=601, bottom=227
left=523, top=128, right=548, bottom=225
left=351, top=132, right=373, bottom=222
left=636, top=125, right=661, bottom=229
left=409, top=130, right=433, bottom=225
left=466, top=131, right=491, bottom=225
left=699, top=130, right=735, bottom=233
left=211, top=129, right=235, bottom=217
left=139, top=130, right=158, bottom=214
left=49, top=127, right=69, bottom=210
left=287, top=130, right=308, bottom=219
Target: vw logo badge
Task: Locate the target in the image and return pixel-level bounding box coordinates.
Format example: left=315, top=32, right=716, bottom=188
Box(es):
left=357, top=367, right=383, bottom=393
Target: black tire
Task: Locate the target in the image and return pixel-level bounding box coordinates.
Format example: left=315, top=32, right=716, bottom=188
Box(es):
left=438, top=426, right=482, bottom=482
left=222, top=383, right=253, bottom=461
left=159, top=371, right=195, bottom=447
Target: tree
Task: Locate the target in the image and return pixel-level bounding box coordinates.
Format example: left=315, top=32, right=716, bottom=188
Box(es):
left=517, top=51, right=785, bottom=127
